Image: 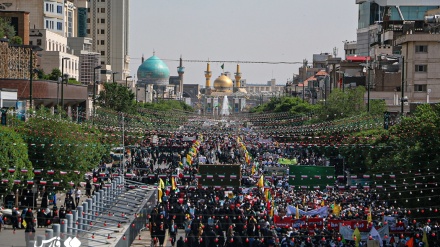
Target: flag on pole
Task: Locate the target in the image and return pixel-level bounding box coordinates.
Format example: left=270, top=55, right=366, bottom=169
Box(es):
left=158, top=188, right=162, bottom=203
left=221, top=63, right=224, bottom=70
left=422, top=231, right=429, bottom=247
left=367, top=212, right=372, bottom=223
left=257, top=175, right=264, bottom=188
left=406, top=237, right=414, bottom=247
left=352, top=227, right=361, bottom=247
left=295, top=204, right=300, bottom=219
left=159, top=178, right=165, bottom=189
left=171, top=177, right=177, bottom=191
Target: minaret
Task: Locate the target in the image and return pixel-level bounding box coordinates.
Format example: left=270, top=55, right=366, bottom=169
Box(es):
left=234, top=64, right=242, bottom=88
left=177, top=55, right=185, bottom=97
left=204, top=62, right=212, bottom=88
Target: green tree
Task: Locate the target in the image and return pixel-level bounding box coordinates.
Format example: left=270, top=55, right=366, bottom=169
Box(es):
left=97, top=82, right=136, bottom=113
left=250, top=96, right=320, bottom=115
left=0, top=17, right=15, bottom=40
left=10, top=36, right=22, bottom=45
left=48, top=68, right=62, bottom=81
left=0, top=126, right=34, bottom=193
left=318, top=87, right=366, bottom=121
left=15, top=108, right=108, bottom=188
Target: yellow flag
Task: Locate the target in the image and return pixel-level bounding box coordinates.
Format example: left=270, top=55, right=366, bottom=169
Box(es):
left=158, top=188, right=162, bottom=203
left=171, top=177, right=176, bottom=190
left=159, top=178, right=165, bottom=189
left=333, top=203, right=341, bottom=216
left=251, top=165, right=256, bottom=175
left=295, top=204, right=300, bottom=219
left=270, top=201, right=274, bottom=217
left=257, top=175, right=264, bottom=187
left=423, top=231, right=429, bottom=247
left=186, top=154, right=192, bottom=165
left=352, top=227, right=361, bottom=247
left=367, top=212, right=372, bottom=223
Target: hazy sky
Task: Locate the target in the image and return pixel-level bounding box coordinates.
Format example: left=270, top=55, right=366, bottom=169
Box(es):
left=129, top=0, right=358, bottom=85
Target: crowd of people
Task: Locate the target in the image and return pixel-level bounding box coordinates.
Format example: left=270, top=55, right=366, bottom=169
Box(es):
left=117, top=123, right=440, bottom=247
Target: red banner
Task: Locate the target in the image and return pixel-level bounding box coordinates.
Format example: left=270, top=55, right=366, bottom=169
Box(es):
left=273, top=215, right=293, bottom=228
left=342, top=220, right=369, bottom=231
left=327, top=219, right=342, bottom=231
left=308, top=218, right=324, bottom=230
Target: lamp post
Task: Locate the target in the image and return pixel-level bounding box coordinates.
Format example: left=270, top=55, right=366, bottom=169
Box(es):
left=60, top=57, right=70, bottom=109
left=92, top=65, right=102, bottom=124
left=360, top=59, right=372, bottom=112
left=112, top=72, right=119, bottom=83
left=28, top=45, right=43, bottom=109
left=125, top=75, right=132, bottom=88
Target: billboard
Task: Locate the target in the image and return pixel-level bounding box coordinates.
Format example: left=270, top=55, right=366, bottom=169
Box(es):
left=288, top=165, right=335, bottom=189
left=198, top=164, right=241, bottom=187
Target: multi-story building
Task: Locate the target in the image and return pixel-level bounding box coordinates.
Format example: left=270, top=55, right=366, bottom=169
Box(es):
left=87, top=0, right=130, bottom=82
left=68, top=37, right=100, bottom=85
left=355, top=0, right=439, bottom=57
left=30, top=29, right=79, bottom=80
left=5, top=0, right=65, bottom=36
left=0, top=10, right=30, bottom=45
left=396, top=33, right=440, bottom=104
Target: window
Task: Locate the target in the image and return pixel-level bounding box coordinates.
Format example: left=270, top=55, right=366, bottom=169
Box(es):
left=415, top=45, right=428, bottom=53
left=87, top=18, right=90, bottom=23
left=101, top=61, right=105, bottom=65
left=57, top=22, right=63, bottom=30
left=414, top=85, right=427, bottom=92
left=46, top=3, right=49, bottom=11
left=415, top=65, right=427, bottom=72
left=87, top=8, right=90, bottom=13
left=101, top=29, right=105, bottom=34
left=100, top=40, right=105, bottom=45
left=37, top=39, right=42, bottom=46
left=101, top=51, right=105, bottom=55
left=97, top=19, right=100, bottom=23
left=101, top=19, right=105, bottom=23
left=29, top=41, right=33, bottom=45
left=101, top=8, right=105, bottom=13
left=87, top=29, right=90, bottom=34
left=57, top=5, right=62, bottom=14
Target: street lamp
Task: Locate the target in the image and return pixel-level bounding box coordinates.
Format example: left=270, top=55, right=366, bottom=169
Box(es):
left=125, top=75, right=132, bottom=87
left=360, top=59, right=372, bottom=112
left=27, top=45, right=43, bottom=109
left=112, top=72, right=119, bottom=83
left=60, top=57, right=70, bottom=109
left=92, top=65, right=102, bottom=124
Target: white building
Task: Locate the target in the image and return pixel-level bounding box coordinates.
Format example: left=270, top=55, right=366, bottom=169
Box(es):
left=87, top=0, right=130, bottom=82
left=30, top=29, right=79, bottom=80
left=396, top=33, right=440, bottom=104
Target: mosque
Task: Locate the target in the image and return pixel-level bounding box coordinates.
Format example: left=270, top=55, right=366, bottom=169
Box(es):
left=136, top=53, right=184, bottom=103
left=136, top=53, right=248, bottom=115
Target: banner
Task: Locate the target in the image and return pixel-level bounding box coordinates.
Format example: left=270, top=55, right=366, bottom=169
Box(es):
left=340, top=225, right=389, bottom=242
left=273, top=215, right=293, bottom=227
left=383, top=216, right=405, bottom=232
left=286, top=205, right=329, bottom=217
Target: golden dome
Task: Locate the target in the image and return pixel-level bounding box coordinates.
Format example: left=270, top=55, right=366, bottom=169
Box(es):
left=213, top=75, right=233, bottom=91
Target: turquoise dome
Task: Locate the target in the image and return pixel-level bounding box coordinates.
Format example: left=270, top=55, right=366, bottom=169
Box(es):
left=137, top=55, right=170, bottom=86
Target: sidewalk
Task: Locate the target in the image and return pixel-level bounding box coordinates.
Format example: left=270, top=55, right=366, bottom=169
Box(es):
left=0, top=190, right=89, bottom=247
